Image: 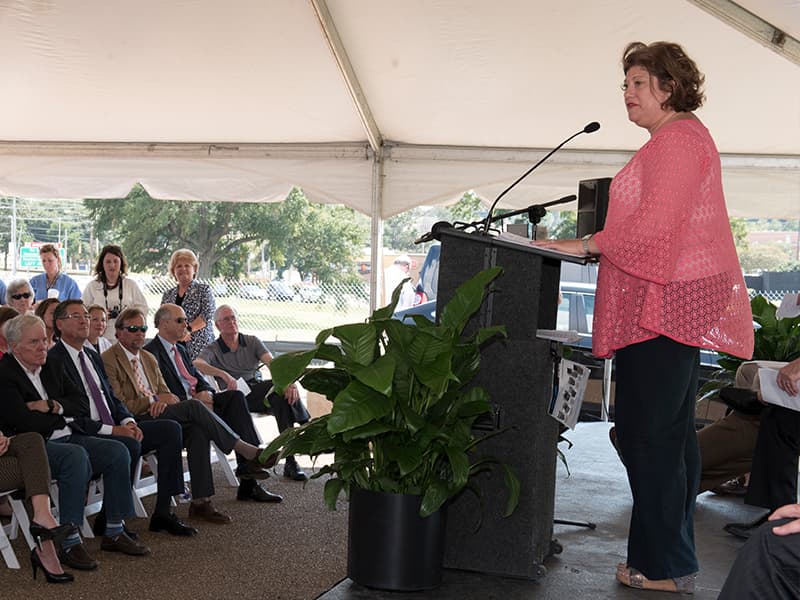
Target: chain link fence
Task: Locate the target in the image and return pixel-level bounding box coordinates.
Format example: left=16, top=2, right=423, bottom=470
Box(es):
left=141, top=277, right=371, bottom=347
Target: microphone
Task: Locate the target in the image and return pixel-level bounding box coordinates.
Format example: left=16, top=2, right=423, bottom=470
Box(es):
left=482, top=122, right=600, bottom=233
left=488, top=194, right=577, bottom=225
left=414, top=221, right=454, bottom=244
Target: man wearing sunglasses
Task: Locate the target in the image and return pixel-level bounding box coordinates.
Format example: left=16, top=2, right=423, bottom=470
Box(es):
left=144, top=303, right=282, bottom=505
left=48, top=299, right=196, bottom=540
left=103, top=308, right=280, bottom=521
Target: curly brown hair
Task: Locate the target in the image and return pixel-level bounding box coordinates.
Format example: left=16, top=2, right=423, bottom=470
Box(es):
left=623, top=41, right=705, bottom=112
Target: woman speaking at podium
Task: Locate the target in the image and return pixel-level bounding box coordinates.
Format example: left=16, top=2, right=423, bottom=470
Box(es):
left=535, top=41, right=753, bottom=594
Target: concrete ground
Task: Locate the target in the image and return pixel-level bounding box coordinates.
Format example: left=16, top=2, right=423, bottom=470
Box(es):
left=321, top=421, right=763, bottom=600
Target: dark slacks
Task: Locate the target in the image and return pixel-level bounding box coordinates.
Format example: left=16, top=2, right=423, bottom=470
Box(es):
left=101, top=419, right=184, bottom=516
left=48, top=434, right=131, bottom=527
left=746, top=405, right=800, bottom=511
left=139, top=399, right=241, bottom=499
left=246, top=380, right=310, bottom=432
left=0, top=432, right=52, bottom=498
left=614, top=336, right=700, bottom=580
left=719, top=517, right=800, bottom=600
left=212, top=390, right=260, bottom=467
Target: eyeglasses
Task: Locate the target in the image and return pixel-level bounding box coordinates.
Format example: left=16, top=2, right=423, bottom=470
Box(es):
left=169, top=317, right=187, bottom=324
left=58, top=313, right=90, bottom=321
left=121, top=325, right=148, bottom=333
left=11, top=292, right=32, bottom=300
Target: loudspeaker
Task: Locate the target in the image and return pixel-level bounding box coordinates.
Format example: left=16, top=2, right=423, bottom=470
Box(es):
left=576, top=177, right=612, bottom=238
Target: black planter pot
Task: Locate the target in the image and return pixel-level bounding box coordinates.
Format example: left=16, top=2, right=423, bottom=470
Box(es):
left=347, top=488, right=447, bottom=591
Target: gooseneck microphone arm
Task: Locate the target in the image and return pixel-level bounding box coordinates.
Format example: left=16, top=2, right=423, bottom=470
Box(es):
left=481, top=121, right=600, bottom=233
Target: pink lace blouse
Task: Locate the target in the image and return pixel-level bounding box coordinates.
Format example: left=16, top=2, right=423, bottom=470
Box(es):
left=591, top=119, right=753, bottom=360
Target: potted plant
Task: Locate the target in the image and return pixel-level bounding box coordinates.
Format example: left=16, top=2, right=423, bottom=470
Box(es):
left=260, top=267, right=520, bottom=591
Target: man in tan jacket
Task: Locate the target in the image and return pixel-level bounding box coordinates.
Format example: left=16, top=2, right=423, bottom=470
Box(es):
left=102, top=308, right=280, bottom=524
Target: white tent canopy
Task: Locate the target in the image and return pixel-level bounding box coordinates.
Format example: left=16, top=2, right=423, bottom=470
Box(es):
left=0, top=0, right=797, bottom=222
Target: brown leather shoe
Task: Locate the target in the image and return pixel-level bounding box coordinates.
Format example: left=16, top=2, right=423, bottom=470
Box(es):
left=188, top=501, right=232, bottom=524
left=57, top=541, right=98, bottom=570
left=100, top=532, right=151, bottom=556
left=235, top=459, right=271, bottom=480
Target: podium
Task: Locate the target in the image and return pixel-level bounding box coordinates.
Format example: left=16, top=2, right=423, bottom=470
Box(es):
left=435, top=227, right=586, bottom=579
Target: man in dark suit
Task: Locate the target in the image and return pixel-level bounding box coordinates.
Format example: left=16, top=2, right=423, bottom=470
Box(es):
left=0, top=313, right=132, bottom=570
left=49, top=299, right=196, bottom=538
left=145, top=304, right=282, bottom=504
left=104, top=308, right=280, bottom=521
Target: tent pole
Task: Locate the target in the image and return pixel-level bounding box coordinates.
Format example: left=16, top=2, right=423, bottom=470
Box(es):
left=369, top=154, right=384, bottom=313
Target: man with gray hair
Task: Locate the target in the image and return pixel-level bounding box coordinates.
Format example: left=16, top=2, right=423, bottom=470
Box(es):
left=194, top=304, right=311, bottom=481
left=0, top=314, right=133, bottom=570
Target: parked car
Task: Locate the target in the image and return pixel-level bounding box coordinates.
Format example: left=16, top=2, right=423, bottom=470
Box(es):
left=267, top=279, right=295, bottom=301
left=295, top=283, right=323, bottom=303
left=240, top=283, right=268, bottom=300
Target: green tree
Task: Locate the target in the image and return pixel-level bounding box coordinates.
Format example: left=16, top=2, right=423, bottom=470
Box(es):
left=383, top=208, right=423, bottom=251
left=550, top=211, right=577, bottom=239
left=729, top=217, right=748, bottom=253
left=448, top=191, right=485, bottom=224
left=84, top=185, right=368, bottom=283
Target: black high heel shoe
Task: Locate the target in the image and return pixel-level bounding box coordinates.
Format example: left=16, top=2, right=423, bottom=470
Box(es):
left=30, top=547, right=74, bottom=583
left=29, top=522, right=76, bottom=584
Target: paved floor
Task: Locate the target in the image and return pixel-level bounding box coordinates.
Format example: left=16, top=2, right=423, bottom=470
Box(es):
left=321, top=421, right=763, bottom=600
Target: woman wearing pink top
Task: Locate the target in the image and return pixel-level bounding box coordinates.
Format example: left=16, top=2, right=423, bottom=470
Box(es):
left=536, top=41, right=753, bottom=594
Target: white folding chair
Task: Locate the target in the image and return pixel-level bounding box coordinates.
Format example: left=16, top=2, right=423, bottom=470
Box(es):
left=211, top=444, right=240, bottom=487
left=0, top=490, right=21, bottom=569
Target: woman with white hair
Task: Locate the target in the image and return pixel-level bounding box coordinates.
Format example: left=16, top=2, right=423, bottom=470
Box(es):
left=160, top=248, right=215, bottom=360
left=6, top=279, right=35, bottom=314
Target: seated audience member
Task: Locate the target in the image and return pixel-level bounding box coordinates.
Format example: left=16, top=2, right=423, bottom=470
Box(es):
left=718, top=357, right=800, bottom=539
left=195, top=304, right=310, bottom=481
left=29, top=244, right=82, bottom=302
left=0, top=306, right=19, bottom=357
left=0, top=314, right=130, bottom=571
left=49, top=299, right=195, bottom=538
left=0, top=279, right=6, bottom=305
left=0, top=430, right=75, bottom=583
left=34, top=298, right=60, bottom=348
left=104, top=308, right=280, bottom=520
left=6, top=279, right=35, bottom=314
left=86, top=305, right=113, bottom=354
left=719, top=502, right=800, bottom=599
left=82, top=245, right=148, bottom=341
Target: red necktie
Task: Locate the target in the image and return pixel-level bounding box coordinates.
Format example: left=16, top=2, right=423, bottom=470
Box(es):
left=172, top=345, right=198, bottom=395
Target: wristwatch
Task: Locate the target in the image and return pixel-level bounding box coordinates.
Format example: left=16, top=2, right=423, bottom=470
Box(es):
left=581, top=234, right=593, bottom=256
left=46, top=399, right=55, bottom=414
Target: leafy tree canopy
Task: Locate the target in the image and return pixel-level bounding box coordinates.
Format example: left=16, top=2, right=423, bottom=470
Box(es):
left=84, top=185, right=368, bottom=283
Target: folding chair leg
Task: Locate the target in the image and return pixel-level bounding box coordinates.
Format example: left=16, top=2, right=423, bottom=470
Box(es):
left=211, top=444, right=239, bottom=487
left=0, top=526, right=20, bottom=569
left=9, top=497, right=34, bottom=549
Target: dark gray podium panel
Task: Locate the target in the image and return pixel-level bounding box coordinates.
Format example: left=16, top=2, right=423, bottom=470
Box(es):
left=436, top=230, right=562, bottom=579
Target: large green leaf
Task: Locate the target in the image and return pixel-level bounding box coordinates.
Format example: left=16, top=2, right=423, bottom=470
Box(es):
left=353, top=353, right=396, bottom=396
left=299, top=368, right=350, bottom=399
left=333, top=322, right=378, bottom=366
left=407, top=330, right=452, bottom=367
left=323, top=477, right=345, bottom=511
left=269, top=349, right=317, bottom=390
left=412, top=351, right=454, bottom=396
left=439, top=267, right=502, bottom=334
left=328, top=380, right=393, bottom=434
left=420, top=478, right=452, bottom=517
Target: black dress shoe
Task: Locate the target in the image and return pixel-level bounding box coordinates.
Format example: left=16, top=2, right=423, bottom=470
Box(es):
left=149, top=513, right=198, bottom=536
left=100, top=532, right=151, bottom=556
left=724, top=514, right=769, bottom=540
left=283, top=456, right=308, bottom=482
left=237, top=482, right=283, bottom=503
left=57, top=542, right=98, bottom=571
